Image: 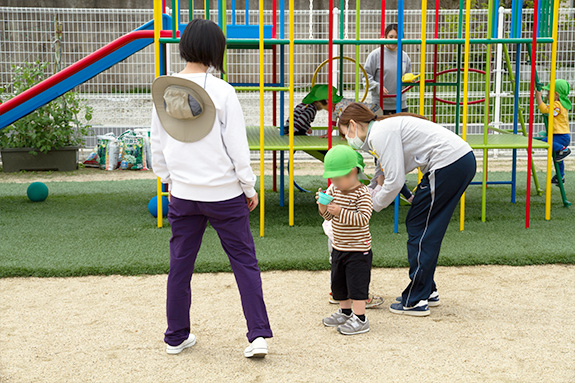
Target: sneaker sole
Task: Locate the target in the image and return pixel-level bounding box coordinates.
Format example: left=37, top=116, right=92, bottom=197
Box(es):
left=338, top=327, right=370, bottom=335
left=389, top=306, right=430, bottom=317
left=166, top=337, right=197, bottom=355
left=396, top=297, right=440, bottom=307
left=366, top=301, right=385, bottom=309
left=323, top=321, right=343, bottom=327
left=244, top=348, right=268, bottom=358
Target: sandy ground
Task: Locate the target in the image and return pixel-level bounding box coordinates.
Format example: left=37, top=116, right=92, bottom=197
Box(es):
left=1, top=157, right=572, bottom=183
left=1, top=265, right=574, bottom=383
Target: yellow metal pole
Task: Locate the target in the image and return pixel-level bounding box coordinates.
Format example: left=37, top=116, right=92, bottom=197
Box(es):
left=289, top=0, right=295, bottom=226
left=417, top=0, right=428, bottom=183
left=418, top=0, right=427, bottom=116
left=545, top=0, right=560, bottom=220
left=222, top=0, right=227, bottom=82
left=459, top=0, right=472, bottom=231
left=173, top=0, right=179, bottom=38
left=154, top=0, right=163, bottom=228
left=259, top=0, right=265, bottom=236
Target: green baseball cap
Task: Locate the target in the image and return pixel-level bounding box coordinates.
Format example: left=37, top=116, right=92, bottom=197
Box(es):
left=542, top=79, right=572, bottom=111
left=302, top=84, right=343, bottom=105
left=323, top=145, right=363, bottom=179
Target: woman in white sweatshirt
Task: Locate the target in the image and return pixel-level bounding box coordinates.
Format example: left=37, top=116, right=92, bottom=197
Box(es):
left=151, top=19, right=272, bottom=358
left=337, top=103, right=476, bottom=317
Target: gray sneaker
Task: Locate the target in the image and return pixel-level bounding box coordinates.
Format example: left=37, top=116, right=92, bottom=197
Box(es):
left=337, top=314, right=370, bottom=335
left=322, top=309, right=352, bottom=327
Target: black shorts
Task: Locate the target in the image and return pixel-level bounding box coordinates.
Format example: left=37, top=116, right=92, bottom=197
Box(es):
left=330, top=249, right=373, bottom=301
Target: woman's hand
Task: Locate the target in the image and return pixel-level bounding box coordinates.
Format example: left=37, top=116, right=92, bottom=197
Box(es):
left=326, top=203, right=341, bottom=216
left=377, top=175, right=385, bottom=186
left=382, top=86, right=389, bottom=95
left=247, top=193, right=259, bottom=212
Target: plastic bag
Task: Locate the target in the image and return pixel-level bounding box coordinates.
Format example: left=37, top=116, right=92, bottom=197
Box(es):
left=118, top=130, right=147, bottom=170
left=83, top=147, right=100, bottom=168
left=96, top=133, right=119, bottom=171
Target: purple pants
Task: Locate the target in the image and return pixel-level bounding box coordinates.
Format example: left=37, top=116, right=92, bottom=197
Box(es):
left=164, top=194, right=273, bottom=345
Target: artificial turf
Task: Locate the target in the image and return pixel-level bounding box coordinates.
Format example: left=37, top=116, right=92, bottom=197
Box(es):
left=0, top=171, right=573, bottom=277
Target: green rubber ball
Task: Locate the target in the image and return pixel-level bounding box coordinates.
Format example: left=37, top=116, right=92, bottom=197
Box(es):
left=27, top=182, right=49, bottom=202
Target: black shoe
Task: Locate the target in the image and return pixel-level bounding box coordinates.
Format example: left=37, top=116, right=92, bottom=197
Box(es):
left=555, top=148, right=571, bottom=162
left=551, top=175, right=565, bottom=185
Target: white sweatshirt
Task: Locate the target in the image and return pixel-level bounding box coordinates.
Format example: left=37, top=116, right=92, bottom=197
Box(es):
left=151, top=72, right=256, bottom=201
left=363, top=116, right=472, bottom=211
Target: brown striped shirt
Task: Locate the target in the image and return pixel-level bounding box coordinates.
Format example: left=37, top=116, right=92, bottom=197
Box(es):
left=320, top=184, right=373, bottom=252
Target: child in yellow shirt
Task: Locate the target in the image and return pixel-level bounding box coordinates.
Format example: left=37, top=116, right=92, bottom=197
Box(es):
left=535, top=79, right=572, bottom=184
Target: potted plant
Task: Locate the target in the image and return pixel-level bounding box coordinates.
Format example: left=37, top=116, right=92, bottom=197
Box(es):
left=0, top=61, right=93, bottom=172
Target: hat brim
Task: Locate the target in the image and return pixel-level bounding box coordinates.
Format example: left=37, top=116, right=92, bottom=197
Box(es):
left=542, top=84, right=551, bottom=90
left=152, top=76, right=216, bottom=143
left=322, top=164, right=364, bottom=179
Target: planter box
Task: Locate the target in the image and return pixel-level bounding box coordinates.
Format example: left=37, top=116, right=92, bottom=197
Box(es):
left=1, top=147, right=79, bottom=172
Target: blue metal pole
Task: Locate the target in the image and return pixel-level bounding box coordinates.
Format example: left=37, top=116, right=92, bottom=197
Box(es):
left=510, top=0, right=522, bottom=204
left=245, top=0, right=250, bottom=25
left=393, top=1, right=405, bottom=234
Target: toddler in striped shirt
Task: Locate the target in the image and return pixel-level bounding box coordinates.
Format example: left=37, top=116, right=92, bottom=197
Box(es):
left=317, top=145, right=373, bottom=335
left=284, top=84, right=342, bottom=135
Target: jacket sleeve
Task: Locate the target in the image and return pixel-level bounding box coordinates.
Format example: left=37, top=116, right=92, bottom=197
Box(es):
left=150, top=108, right=172, bottom=189
left=221, top=89, right=257, bottom=198
left=338, top=190, right=373, bottom=226
left=364, top=51, right=379, bottom=94
left=371, top=129, right=406, bottom=211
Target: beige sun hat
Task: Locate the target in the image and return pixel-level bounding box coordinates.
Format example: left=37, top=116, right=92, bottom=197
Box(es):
left=152, top=75, right=216, bottom=142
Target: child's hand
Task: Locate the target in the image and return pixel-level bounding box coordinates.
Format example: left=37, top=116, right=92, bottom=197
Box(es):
left=307, top=128, right=313, bottom=135
left=326, top=203, right=341, bottom=216
left=377, top=175, right=385, bottom=186
left=535, top=90, right=542, bottom=97
left=316, top=188, right=327, bottom=213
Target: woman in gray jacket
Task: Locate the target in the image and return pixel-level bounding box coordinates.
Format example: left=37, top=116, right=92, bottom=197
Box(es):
left=364, top=24, right=411, bottom=114
left=338, top=103, right=476, bottom=317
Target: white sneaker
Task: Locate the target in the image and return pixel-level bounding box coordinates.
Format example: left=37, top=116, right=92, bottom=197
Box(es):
left=244, top=337, right=268, bottom=358
left=166, top=334, right=196, bottom=355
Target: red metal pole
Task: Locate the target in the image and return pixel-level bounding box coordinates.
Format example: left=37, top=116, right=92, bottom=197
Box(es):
left=379, top=0, right=385, bottom=109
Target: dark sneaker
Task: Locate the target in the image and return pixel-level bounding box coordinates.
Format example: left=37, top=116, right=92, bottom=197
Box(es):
left=323, top=309, right=352, bottom=327
left=428, top=291, right=440, bottom=307
left=555, top=148, right=571, bottom=162
left=396, top=291, right=440, bottom=307
left=551, top=175, right=565, bottom=185
left=337, top=314, right=370, bottom=335
left=389, top=301, right=430, bottom=317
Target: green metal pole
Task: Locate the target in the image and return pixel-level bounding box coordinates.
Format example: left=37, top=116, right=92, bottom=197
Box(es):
left=189, top=0, right=194, bottom=20
left=159, top=37, right=555, bottom=45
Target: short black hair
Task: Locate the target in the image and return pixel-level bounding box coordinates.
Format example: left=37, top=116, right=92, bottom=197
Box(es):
left=385, top=24, right=398, bottom=37
left=179, top=18, right=226, bottom=73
